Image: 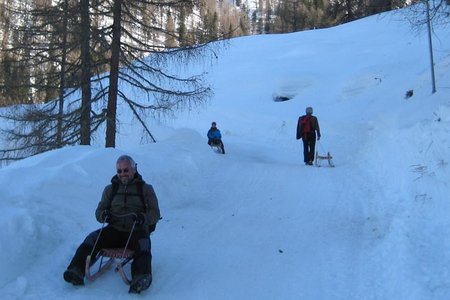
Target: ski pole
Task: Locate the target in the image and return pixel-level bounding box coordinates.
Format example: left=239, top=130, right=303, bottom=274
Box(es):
left=89, top=214, right=109, bottom=258
left=121, top=215, right=137, bottom=259
left=85, top=214, right=109, bottom=276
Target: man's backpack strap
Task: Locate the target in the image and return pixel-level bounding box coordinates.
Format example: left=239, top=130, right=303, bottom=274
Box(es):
left=110, top=182, right=119, bottom=202
left=136, top=181, right=148, bottom=210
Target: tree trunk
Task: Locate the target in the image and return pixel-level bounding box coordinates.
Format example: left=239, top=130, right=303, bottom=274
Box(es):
left=80, top=0, right=92, bottom=145
left=57, top=0, right=69, bottom=148
left=105, top=0, right=122, bottom=148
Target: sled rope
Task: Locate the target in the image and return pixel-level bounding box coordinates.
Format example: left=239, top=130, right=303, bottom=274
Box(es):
left=318, top=140, right=326, bottom=153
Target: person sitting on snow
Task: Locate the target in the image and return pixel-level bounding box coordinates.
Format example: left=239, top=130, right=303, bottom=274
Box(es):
left=207, top=121, right=225, bottom=154
left=296, top=106, right=321, bottom=166
left=63, top=155, right=160, bottom=294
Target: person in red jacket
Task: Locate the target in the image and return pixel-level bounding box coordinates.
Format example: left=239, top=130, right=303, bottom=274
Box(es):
left=296, top=107, right=321, bottom=165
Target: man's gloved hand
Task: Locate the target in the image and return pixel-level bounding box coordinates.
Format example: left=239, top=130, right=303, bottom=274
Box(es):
left=134, top=213, right=146, bottom=225
left=317, top=135, right=321, bottom=141
left=101, top=210, right=111, bottom=222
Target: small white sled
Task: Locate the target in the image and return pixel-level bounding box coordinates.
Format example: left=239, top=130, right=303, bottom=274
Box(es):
left=315, top=151, right=335, bottom=167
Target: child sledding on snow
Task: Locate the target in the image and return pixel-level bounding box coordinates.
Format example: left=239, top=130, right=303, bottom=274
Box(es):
left=207, top=121, right=225, bottom=154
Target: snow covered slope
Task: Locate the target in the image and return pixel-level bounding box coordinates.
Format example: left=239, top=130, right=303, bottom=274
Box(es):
left=1, top=8, right=450, bottom=300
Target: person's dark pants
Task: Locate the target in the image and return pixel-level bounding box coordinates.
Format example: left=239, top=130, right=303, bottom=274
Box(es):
left=67, top=226, right=151, bottom=278
left=302, top=134, right=316, bottom=163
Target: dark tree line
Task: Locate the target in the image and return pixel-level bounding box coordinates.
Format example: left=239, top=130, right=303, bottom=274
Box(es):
left=0, top=0, right=443, bottom=163
left=0, top=0, right=246, bottom=163
left=0, top=0, right=98, bottom=161
left=406, top=0, right=450, bottom=28
left=250, top=0, right=411, bottom=34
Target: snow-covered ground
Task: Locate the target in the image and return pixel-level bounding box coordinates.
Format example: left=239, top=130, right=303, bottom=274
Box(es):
left=1, top=7, right=450, bottom=300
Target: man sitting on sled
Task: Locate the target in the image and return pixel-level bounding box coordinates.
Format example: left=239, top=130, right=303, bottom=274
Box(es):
left=63, top=155, right=160, bottom=294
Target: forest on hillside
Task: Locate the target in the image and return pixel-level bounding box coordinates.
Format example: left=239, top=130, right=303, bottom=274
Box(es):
left=0, top=0, right=446, bottom=164
left=0, top=0, right=409, bottom=106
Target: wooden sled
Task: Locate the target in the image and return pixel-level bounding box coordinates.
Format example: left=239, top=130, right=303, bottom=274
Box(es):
left=209, top=141, right=225, bottom=154
left=315, top=151, right=335, bottom=167
left=85, top=248, right=135, bottom=285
